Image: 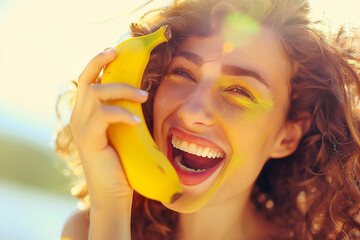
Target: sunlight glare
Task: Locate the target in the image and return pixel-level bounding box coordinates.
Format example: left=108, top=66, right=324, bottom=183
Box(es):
left=0, top=0, right=172, bottom=142
left=309, top=0, right=360, bottom=30
left=0, top=0, right=359, bottom=144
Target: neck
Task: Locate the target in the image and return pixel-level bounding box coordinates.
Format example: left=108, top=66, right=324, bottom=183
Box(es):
left=176, top=188, right=265, bottom=240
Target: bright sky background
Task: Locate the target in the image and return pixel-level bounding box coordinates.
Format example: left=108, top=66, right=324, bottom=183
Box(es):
left=0, top=0, right=360, bottom=146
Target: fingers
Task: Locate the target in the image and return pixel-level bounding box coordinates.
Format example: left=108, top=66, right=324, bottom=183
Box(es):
left=69, top=49, right=141, bottom=206
left=87, top=83, right=149, bottom=103
left=73, top=83, right=148, bottom=130
left=79, top=105, right=141, bottom=150
left=71, top=46, right=148, bottom=133
left=76, top=48, right=117, bottom=107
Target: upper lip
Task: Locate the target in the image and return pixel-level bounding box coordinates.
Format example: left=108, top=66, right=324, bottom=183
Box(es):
left=168, top=127, right=226, bottom=156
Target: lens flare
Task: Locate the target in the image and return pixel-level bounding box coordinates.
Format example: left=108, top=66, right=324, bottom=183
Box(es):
left=222, top=41, right=234, bottom=54
left=223, top=13, right=261, bottom=48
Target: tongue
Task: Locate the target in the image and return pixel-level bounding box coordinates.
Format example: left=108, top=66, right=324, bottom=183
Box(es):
left=182, top=151, right=223, bottom=170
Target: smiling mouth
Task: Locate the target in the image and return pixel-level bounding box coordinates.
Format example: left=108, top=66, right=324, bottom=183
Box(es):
left=172, top=134, right=225, bottom=171
left=167, top=133, right=226, bottom=186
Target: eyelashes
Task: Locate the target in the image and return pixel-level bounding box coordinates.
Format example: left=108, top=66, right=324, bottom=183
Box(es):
left=168, top=66, right=257, bottom=103
left=225, top=86, right=257, bottom=103
left=170, top=67, right=195, bottom=81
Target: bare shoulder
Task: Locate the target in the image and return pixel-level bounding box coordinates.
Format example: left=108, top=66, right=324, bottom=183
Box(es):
left=61, top=208, right=90, bottom=240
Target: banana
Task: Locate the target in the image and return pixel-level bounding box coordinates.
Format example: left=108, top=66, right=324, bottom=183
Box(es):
left=101, top=26, right=183, bottom=203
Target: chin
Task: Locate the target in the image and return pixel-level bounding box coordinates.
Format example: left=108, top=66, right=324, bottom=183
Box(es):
left=161, top=192, right=208, bottom=214
left=161, top=172, right=226, bottom=214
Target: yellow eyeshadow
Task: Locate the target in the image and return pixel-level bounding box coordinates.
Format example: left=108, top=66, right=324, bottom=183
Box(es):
left=218, top=76, right=274, bottom=111
left=222, top=91, right=274, bottom=112
left=222, top=91, right=254, bottom=109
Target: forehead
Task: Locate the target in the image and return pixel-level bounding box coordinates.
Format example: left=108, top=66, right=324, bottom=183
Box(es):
left=176, top=26, right=292, bottom=92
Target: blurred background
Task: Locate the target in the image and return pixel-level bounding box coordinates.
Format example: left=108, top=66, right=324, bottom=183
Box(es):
left=0, top=0, right=359, bottom=239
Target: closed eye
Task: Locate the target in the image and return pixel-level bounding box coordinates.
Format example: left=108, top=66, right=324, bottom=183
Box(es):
left=170, top=67, right=195, bottom=81
left=226, top=86, right=257, bottom=103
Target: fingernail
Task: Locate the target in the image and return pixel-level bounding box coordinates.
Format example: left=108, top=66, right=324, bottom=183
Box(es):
left=103, top=48, right=114, bottom=54
left=133, top=115, right=141, bottom=123
left=138, top=89, right=149, bottom=97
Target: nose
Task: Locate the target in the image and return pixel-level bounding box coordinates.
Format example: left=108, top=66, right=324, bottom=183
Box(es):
left=177, top=87, right=215, bottom=128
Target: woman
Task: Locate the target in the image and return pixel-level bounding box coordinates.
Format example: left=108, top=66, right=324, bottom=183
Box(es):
left=56, top=0, right=360, bottom=239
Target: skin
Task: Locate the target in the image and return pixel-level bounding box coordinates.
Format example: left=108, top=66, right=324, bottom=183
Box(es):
left=61, top=23, right=311, bottom=240
left=153, top=25, right=310, bottom=239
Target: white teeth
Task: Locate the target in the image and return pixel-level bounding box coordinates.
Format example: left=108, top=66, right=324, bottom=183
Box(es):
left=201, top=147, right=210, bottom=158
left=188, top=143, right=197, bottom=155
left=175, top=136, right=181, bottom=148
left=196, top=146, right=203, bottom=156
left=180, top=140, right=188, bottom=151
left=171, top=135, right=225, bottom=159
left=174, top=155, right=206, bottom=172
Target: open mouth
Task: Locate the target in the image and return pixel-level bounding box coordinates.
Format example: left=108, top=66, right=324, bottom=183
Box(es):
left=167, top=132, right=226, bottom=186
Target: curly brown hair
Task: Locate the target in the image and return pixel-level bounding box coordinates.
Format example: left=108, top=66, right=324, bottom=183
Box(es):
left=55, top=0, right=360, bottom=239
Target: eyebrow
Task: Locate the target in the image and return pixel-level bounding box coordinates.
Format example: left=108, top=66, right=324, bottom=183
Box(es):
left=221, top=65, right=271, bottom=89
left=174, top=51, right=271, bottom=89
left=175, top=51, right=203, bottom=66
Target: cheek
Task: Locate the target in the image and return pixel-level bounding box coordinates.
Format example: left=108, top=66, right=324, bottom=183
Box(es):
left=154, top=79, right=193, bottom=118
left=153, top=80, right=188, bottom=140
left=153, top=85, right=167, bottom=119
left=153, top=82, right=169, bottom=142
left=213, top=98, right=277, bottom=179
left=213, top=94, right=274, bottom=136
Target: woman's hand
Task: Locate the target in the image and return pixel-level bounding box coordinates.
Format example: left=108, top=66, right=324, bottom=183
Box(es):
left=69, top=48, right=149, bottom=239
left=70, top=48, right=148, bottom=209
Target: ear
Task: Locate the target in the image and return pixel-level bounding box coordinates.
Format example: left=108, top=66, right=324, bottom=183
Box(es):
left=269, top=113, right=311, bottom=159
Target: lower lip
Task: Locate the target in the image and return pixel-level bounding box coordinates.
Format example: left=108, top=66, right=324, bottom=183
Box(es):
left=167, top=136, right=225, bottom=186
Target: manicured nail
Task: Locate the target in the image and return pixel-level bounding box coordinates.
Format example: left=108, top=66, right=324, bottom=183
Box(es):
left=137, top=89, right=149, bottom=97
left=133, top=115, right=141, bottom=123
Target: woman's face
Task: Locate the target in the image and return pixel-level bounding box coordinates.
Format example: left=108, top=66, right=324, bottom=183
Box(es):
left=153, top=25, right=292, bottom=213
